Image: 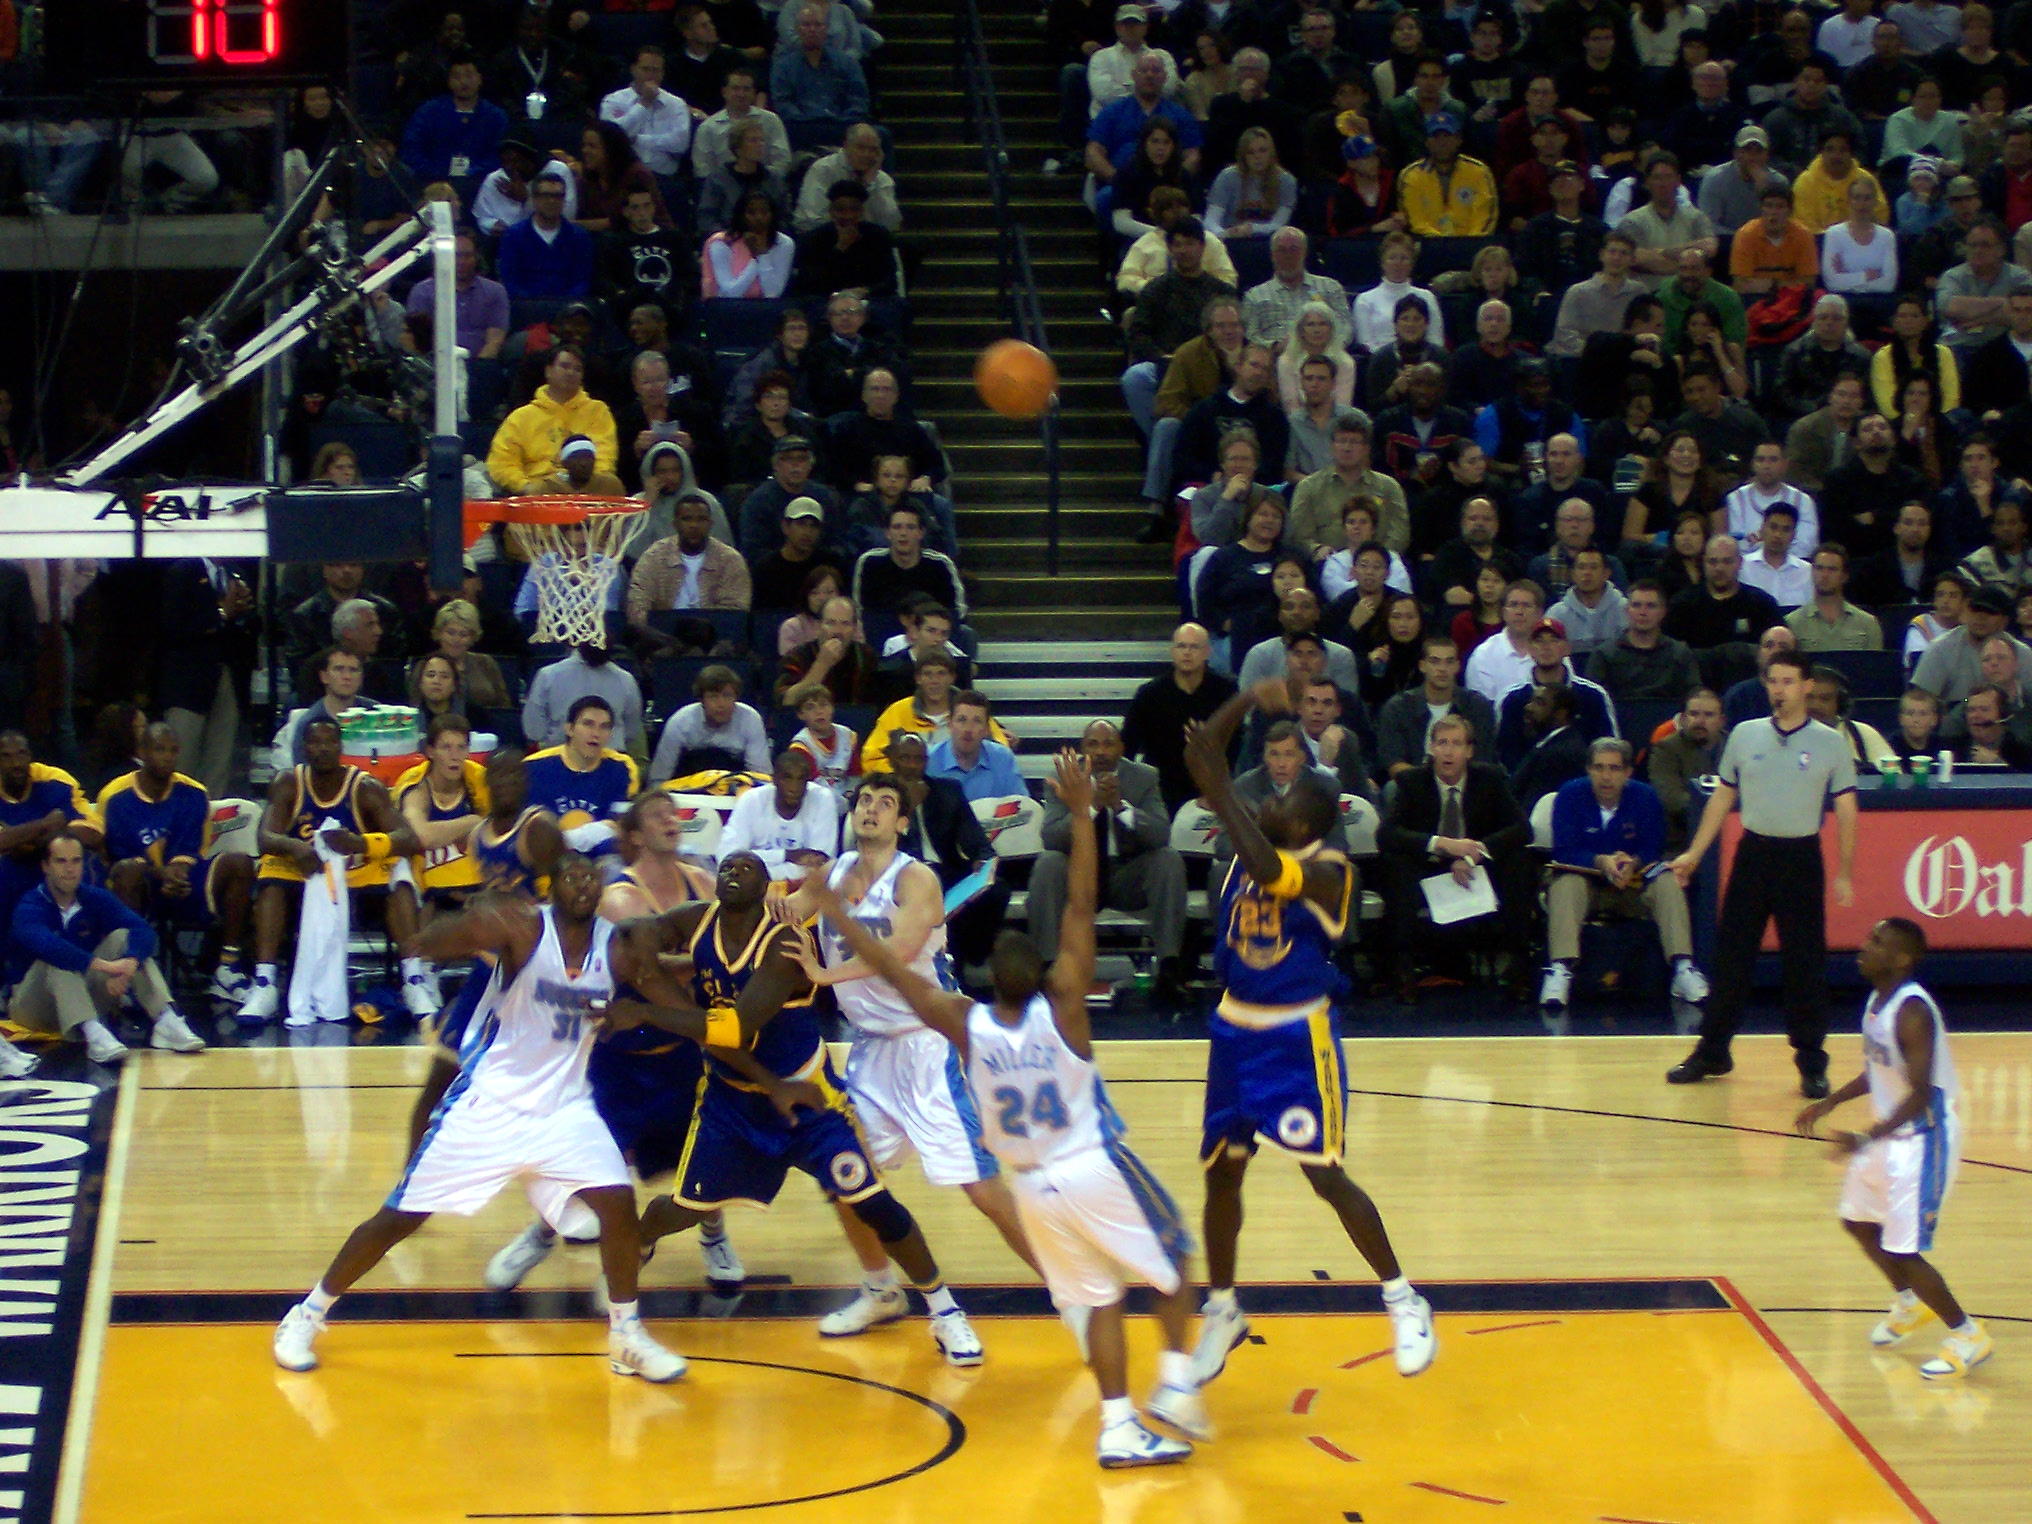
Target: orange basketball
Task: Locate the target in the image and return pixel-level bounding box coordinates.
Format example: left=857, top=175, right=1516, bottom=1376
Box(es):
left=974, top=338, right=1059, bottom=420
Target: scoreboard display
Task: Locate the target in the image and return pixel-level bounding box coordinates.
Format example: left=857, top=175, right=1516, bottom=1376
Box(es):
left=41, top=0, right=350, bottom=89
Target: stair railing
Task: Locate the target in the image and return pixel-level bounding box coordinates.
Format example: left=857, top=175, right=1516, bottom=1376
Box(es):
left=954, top=0, right=1063, bottom=576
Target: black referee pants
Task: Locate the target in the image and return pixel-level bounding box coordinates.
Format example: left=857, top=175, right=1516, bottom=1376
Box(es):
left=1696, top=832, right=1828, bottom=1077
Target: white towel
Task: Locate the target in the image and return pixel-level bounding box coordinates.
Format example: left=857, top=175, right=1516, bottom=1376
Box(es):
left=288, top=825, right=353, bottom=1026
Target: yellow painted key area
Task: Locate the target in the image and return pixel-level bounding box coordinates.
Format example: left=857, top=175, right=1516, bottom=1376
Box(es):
left=71, top=1035, right=2032, bottom=1522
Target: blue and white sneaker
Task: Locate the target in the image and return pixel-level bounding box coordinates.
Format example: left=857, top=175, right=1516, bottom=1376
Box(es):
left=1099, top=1415, right=1192, bottom=1468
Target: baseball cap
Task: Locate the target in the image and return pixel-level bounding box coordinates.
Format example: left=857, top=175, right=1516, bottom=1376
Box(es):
left=1114, top=3, right=1147, bottom=20
left=558, top=435, right=597, bottom=461
left=1734, top=124, right=1770, bottom=149
left=773, top=434, right=815, bottom=457
left=1967, top=585, right=2011, bottom=616
left=1948, top=174, right=1981, bottom=198
left=1424, top=111, right=1464, bottom=137
left=783, top=496, right=825, bottom=522
left=1531, top=616, right=1568, bottom=640
left=1550, top=159, right=1582, bottom=180
left=1908, top=155, right=1944, bottom=184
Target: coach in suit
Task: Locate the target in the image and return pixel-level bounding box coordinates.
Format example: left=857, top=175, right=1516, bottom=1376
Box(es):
left=1027, top=719, right=1188, bottom=1002
left=1377, top=710, right=1533, bottom=1002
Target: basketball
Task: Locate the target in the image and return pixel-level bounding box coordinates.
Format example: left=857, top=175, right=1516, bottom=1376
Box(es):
left=974, top=338, right=1059, bottom=419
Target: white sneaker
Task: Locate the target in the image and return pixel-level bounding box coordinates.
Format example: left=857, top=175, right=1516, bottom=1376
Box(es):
left=273, top=1303, right=325, bottom=1371
left=1670, top=961, right=1711, bottom=1003
left=401, top=975, right=442, bottom=1019
left=608, top=1317, right=686, bottom=1383
left=818, top=1283, right=909, bottom=1337
left=1919, top=1323, right=1994, bottom=1380
left=151, top=1009, right=207, bottom=1053
left=1387, top=1291, right=1437, bottom=1376
left=931, top=1308, right=985, bottom=1367
left=208, top=965, right=252, bottom=1003
left=1146, top=1381, right=1212, bottom=1441
left=1871, top=1295, right=1939, bottom=1347
left=0, top=1039, right=37, bottom=1078
left=1190, top=1298, right=1249, bottom=1387
left=1538, top=963, right=1572, bottom=1009
left=237, top=977, right=281, bottom=1024
left=1061, top=1302, right=1092, bottom=1363
left=85, top=1026, right=129, bottom=1065
left=1098, top=1416, right=1192, bottom=1469
left=484, top=1221, right=556, bottom=1291
left=698, top=1231, right=743, bottom=1287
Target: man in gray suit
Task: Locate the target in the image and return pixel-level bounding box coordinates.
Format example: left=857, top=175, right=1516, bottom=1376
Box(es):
left=1027, top=718, right=1189, bottom=1003
left=1218, top=720, right=1352, bottom=873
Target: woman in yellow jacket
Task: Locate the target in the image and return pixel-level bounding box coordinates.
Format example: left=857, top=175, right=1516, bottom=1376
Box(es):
left=1869, top=292, right=1962, bottom=415
left=484, top=345, right=619, bottom=493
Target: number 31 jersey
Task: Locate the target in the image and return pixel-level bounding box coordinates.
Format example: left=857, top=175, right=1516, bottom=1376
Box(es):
left=464, top=908, right=615, bottom=1115
left=964, top=995, right=1117, bottom=1171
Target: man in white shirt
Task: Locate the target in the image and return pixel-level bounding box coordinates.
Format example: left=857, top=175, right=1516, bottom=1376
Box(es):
left=793, top=122, right=901, bottom=233
left=1465, top=579, right=1548, bottom=702
left=690, top=66, right=792, bottom=176
left=599, top=45, right=692, bottom=177
left=1817, top=0, right=1881, bottom=69
left=473, top=138, right=578, bottom=236
left=1087, top=6, right=1179, bottom=118
left=1738, top=501, right=1814, bottom=608
left=1723, top=441, right=1820, bottom=556
left=717, top=750, right=839, bottom=874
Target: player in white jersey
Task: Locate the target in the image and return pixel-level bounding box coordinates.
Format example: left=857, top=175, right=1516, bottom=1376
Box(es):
left=271, top=856, right=686, bottom=1385
left=795, top=753, right=1205, bottom=1468
left=776, top=770, right=1041, bottom=1339
left=1797, top=918, right=1992, bottom=1380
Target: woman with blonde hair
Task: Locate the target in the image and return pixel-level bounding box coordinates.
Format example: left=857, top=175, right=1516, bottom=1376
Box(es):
left=309, top=441, right=361, bottom=485
left=1276, top=300, right=1357, bottom=406
left=427, top=598, right=511, bottom=711
left=1205, top=127, right=1297, bottom=240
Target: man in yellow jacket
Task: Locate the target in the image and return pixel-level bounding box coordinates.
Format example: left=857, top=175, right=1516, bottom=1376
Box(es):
left=861, top=650, right=1013, bottom=772
left=1397, top=112, right=1497, bottom=239
left=1790, top=129, right=1890, bottom=235
left=485, top=345, right=619, bottom=494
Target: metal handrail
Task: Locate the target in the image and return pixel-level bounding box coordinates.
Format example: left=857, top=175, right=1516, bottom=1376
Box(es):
left=954, top=0, right=1063, bottom=576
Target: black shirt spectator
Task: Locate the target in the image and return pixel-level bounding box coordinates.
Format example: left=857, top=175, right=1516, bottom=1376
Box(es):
left=793, top=182, right=898, bottom=297
left=1122, top=627, right=1242, bottom=812
left=1515, top=208, right=1609, bottom=295
left=1822, top=415, right=1929, bottom=559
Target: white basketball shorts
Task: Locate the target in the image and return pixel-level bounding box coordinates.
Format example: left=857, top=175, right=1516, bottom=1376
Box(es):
left=1008, top=1143, right=1192, bottom=1311
left=841, top=1026, right=996, bottom=1187
left=1838, top=1123, right=1959, bottom=1256
left=390, top=1090, right=631, bottom=1240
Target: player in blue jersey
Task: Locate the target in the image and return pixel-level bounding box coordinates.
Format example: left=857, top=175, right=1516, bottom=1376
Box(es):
left=598, top=850, right=987, bottom=1366
left=523, top=696, right=639, bottom=857
left=0, top=731, right=104, bottom=968
left=1183, top=680, right=1437, bottom=1387
left=802, top=751, right=1208, bottom=1467
left=481, top=790, right=743, bottom=1293
left=100, top=723, right=256, bottom=1005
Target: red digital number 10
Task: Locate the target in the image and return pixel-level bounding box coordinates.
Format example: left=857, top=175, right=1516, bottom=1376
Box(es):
left=151, top=0, right=283, bottom=65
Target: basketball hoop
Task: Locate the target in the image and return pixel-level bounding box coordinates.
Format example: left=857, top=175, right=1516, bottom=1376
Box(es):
left=466, top=497, right=645, bottom=648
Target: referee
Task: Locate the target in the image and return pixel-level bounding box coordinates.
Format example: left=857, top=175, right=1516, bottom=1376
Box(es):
left=1665, top=650, right=1857, bottom=1099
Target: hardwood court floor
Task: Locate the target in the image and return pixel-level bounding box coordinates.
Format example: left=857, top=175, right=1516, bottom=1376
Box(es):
left=75, top=1034, right=2032, bottom=1523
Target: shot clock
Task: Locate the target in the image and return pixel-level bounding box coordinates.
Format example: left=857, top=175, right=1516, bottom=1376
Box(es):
left=41, top=0, right=350, bottom=89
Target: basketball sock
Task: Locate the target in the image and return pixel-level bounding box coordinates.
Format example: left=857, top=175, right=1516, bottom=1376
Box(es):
left=1099, top=1397, right=1136, bottom=1429
left=1158, top=1350, right=1194, bottom=1389
left=607, top=1299, right=640, bottom=1329
left=864, top=1267, right=899, bottom=1294
left=1893, top=1289, right=1919, bottom=1308
left=400, top=957, right=430, bottom=983
left=1380, top=1276, right=1414, bottom=1304
left=1951, top=1318, right=1979, bottom=1336
left=304, top=1283, right=338, bottom=1317
left=919, top=1284, right=960, bottom=1317
left=1206, top=1286, right=1238, bottom=1312
left=254, top=962, right=279, bottom=986
left=698, top=1221, right=727, bottom=1245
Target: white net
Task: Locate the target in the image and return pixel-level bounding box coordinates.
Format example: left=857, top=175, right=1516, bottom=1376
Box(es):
left=503, top=504, right=644, bottom=647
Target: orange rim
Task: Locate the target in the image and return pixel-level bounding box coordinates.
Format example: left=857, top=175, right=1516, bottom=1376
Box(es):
left=462, top=496, right=645, bottom=547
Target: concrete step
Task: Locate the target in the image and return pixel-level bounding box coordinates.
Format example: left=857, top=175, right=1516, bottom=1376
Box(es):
left=972, top=570, right=1176, bottom=608
left=971, top=607, right=1178, bottom=640
left=979, top=640, right=1172, bottom=665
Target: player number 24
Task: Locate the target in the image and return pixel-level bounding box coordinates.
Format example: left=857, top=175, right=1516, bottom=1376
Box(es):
left=993, top=1082, right=1070, bottom=1137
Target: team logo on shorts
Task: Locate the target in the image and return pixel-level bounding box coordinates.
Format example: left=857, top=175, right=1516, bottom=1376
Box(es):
left=829, top=1151, right=871, bottom=1192
left=1277, top=1107, right=1320, bottom=1149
